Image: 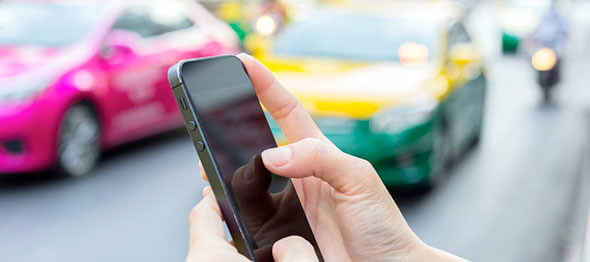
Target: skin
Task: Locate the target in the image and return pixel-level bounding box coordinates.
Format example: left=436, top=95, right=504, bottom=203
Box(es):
left=186, top=54, right=466, bottom=262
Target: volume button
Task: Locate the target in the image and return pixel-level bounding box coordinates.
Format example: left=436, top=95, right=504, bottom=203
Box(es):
left=188, top=121, right=197, bottom=131
left=196, top=141, right=205, bottom=152
left=179, top=97, right=187, bottom=109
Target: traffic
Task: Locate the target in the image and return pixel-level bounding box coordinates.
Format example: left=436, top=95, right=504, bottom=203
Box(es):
left=0, top=0, right=588, bottom=261
left=255, top=2, right=486, bottom=188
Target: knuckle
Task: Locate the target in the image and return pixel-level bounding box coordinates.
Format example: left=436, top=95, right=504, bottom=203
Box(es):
left=300, top=137, right=322, bottom=146
left=351, top=157, right=381, bottom=185
left=308, top=138, right=330, bottom=161
left=304, top=137, right=326, bottom=150
left=270, top=90, right=300, bottom=121
left=355, top=157, right=374, bottom=172
left=299, top=137, right=326, bottom=157
left=357, top=158, right=378, bottom=178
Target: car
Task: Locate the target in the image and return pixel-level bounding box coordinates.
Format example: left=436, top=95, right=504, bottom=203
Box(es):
left=0, top=0, right=239, bottom=176
left=254, top=2, right=487, bottom=189
left=213, top=0, right=288, bottom=48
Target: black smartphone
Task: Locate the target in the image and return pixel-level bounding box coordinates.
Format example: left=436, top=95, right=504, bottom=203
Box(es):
left=168, top=55, right=323, bottom=262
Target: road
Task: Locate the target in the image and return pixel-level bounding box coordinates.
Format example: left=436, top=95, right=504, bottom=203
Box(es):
left=397, top=55, right=590, bottom=261
left=2, top=7, right=590, bottom=262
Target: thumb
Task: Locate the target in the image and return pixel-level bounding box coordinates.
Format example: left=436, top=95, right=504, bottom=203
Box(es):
left=261, top=138, right=383, bottom=195
left=273, top=236, right=319, bottom=262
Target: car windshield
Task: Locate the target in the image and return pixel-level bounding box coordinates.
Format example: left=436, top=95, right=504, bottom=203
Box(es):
left=0, top=2, right=102, bottom=47
left=273, top=11, right=439, bottom=62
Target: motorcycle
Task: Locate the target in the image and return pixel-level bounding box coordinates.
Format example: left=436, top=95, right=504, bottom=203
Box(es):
left=523, top=7, right=567, bottom=102
left=531, top=47, right=560, bottom=102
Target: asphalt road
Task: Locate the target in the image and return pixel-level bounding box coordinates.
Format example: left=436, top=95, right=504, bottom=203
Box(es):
left=3, top=8, right=590, bottom=262
left=396, top=55, right=590, bottom=261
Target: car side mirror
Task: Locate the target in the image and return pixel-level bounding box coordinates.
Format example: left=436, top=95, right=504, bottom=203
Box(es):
left=100, top=29, right=141, bottom=62
left=448, top=43, right=479, bottom=66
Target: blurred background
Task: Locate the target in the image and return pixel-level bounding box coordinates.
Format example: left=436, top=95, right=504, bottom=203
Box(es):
left=1, top=0, right=590, bottom=261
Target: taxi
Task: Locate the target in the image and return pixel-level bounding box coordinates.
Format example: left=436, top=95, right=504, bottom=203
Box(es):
left=214, top=0, right=288, bottom=47
left=252, top=2, right=487, bottom=188
left=0, top=0, right=238, bottom=176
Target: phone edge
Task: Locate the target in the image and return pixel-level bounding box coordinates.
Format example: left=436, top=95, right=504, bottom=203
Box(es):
left=167, top=55, right=257, bottom=260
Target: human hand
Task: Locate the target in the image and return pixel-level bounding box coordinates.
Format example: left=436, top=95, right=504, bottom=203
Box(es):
left=186, top=186, right=319, bottom=262
left=230, top=154, right=317, bottom=258
left=187, top=53, right=466, bottom=262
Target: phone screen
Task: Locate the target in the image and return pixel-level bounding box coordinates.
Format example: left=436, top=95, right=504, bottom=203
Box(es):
left=180, top=57, right=321, bottom=261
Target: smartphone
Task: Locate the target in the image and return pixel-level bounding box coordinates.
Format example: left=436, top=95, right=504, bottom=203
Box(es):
left=168, top=55, right=323, bottom=262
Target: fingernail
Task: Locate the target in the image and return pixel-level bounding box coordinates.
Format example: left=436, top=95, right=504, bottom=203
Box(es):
left=261, top=147, right=292, bottom=167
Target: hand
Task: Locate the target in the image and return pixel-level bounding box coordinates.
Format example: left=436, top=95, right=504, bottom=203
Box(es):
left=187, top=186, right=318, bottom=262
left=187, top=54, right=466, bottom=262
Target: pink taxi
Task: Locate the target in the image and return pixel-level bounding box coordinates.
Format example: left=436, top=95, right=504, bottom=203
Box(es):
left=0, top=1, right=239, bottom=176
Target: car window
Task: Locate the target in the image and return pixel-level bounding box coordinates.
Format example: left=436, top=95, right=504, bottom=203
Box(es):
left=447, top=23, right=470, bottom=49
left=0, top=2, right=102, bottom=46
left=273, top=11, right=439, bottom=62
left=113, top=6, right=194, bottom=38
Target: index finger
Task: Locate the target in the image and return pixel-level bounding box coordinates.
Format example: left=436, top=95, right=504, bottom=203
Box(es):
left=237, top=53, right=326, bottom=143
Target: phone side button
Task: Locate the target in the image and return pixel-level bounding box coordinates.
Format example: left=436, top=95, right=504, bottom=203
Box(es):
left=196, top=141, right=205, bottom=152
left=188, top=121, right=197, bottom=131
left=179, top=97, right=187, bottom=109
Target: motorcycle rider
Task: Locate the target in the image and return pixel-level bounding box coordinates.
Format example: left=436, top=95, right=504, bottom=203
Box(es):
left=525, top=2, right=568, bottom=101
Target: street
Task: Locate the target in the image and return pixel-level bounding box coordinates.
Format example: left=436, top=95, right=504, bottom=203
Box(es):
left=2, top=8, right=590, bottom=262
left=397, top=54, right=590, bottom=261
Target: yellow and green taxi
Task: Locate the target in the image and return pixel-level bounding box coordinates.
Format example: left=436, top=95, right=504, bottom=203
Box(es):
left=256, top=3, right=487, bottom=189
left=213, top=0, right=288, bottom=47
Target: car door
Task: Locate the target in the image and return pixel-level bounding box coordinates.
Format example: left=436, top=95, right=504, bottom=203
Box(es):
left=101, top=6, right=192, bottom=144
left=131, top=4, right=209, bottom=127
left=443, top=22, right=485, bottom=157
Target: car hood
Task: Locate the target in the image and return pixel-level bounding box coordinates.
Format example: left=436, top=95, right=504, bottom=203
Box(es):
left=0, top=44, right=94, bottom=89
left=0, top=46, right=68, bottom=77
left=265, top=56, right=439, bottom=118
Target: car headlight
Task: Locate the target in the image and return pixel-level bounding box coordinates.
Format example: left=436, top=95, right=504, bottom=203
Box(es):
left=370, top=102, right=437, bottom=134
left=255, top=14, right=278, bottom=37
left=0, top=81, right=47, bottom=104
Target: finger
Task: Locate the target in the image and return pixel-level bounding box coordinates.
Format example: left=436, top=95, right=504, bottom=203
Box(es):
left=237, top=53, right=326, bottom=143
left=231, top=155, right=272, bottom=202
left=230, top=155, right=275, bottom=227
left=187, top=190, right=248, bottom=262
left=201, top=187, right=224, bottom=222
left=202, top=186, right=212, bottom=197
left=273, top=236, right=319, bottom=262
left=261, top=138, right=384, bottom=195
left=188, top=188, right=226, bottom=249
left=199, top=161, right=208, bottom=182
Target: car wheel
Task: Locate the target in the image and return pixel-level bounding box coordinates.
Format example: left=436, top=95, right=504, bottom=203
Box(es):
left=56, top=103, right=100, bottom=177
left=427, top=121, right=451, bottom=187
